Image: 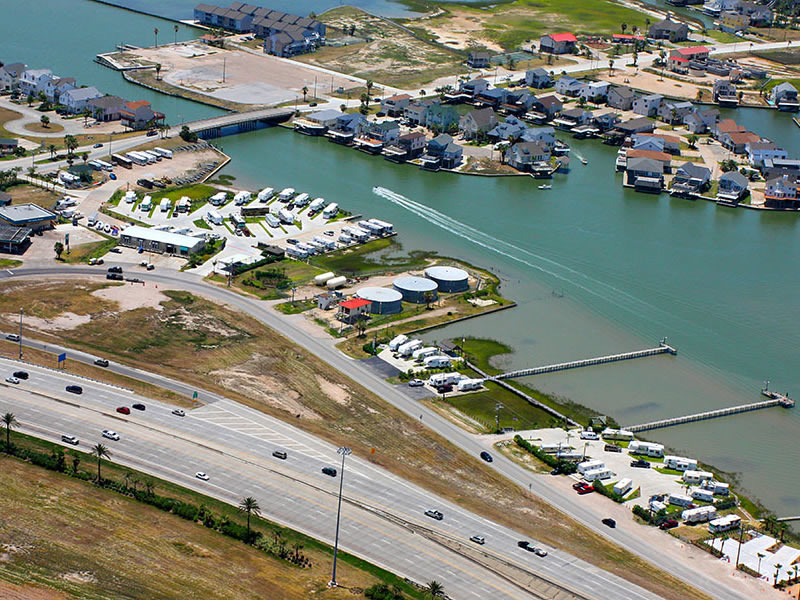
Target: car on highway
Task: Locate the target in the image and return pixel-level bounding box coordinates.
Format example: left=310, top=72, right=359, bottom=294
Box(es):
left=602, top=518, right=616, bottom=529
left=517, top=541, right=535, bottom=551
left=132, top=403, right=146, bottom=411
left=272, top=450, right=287, bottom=460
left=106, top=273, right=123, bottom=281
left=321, top=466, right=337, bottom=477
left=116, top=406, right=130, bottom=415
left=408, top=378, right=424, bottom=387
left=61, top=434, right=79, bottom=445
left=533, top=547, right=548, bottom=557
left=94, top=358, right=109, bottom=367
left=93, top=143, right=103, bottom=148
left=630, top=459, right=651, bottom=469
left=146, top=130, right=158, bottom=137
left=424, top=509, right=443, bottom=521
left=66, top=385, right=83, bottom=394
left=102, top=429, right=120, bottom=440
left=6, top=334, right=20, bottom=342
left=195, top=471, right=210, bottom=480
left=469, top=535, right=485, bottom=545
left=659, top=520, right=679, bottom=530
left=171, top=409, right=186, bottom=417
left=13, top=371, right=28, bottom=380
left=107, top=266, right=123, bottom=273
left=286, top=239, right=298, bottom=245
left=88, top=257, right=104, bottom=265
left=5, top=376, right=19, bottom=384
left=479, top=451, right=493, bottom=463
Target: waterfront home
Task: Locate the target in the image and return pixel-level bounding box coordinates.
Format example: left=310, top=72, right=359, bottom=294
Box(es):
left=632, top=94, right=663, bottom=117
left=458, top=78, right=489, bottom=98
left=425, top=103, right=459, bottom=132
left=383, top=131, right=427, bottom=162
left=713, top=118, right=745, bottom=140
left=764, top=174, right=800, bottom=209
left=557, top=108, right=592, bottom=127
left=555, top=76, right=583, bottom=97
left=657, top=101, right=694, bottom=125
left=525, top=68, right=553, bottom=89
left=717, top=171, right=749, bottom=203
left=380, top=94, right=411, bottom=117
left=713, top=79, right=738, bottom=105
left=520, top=126, right=556, bottom=150
left=194, top=4, right=253, bottom=32
left=761, top=158, right=800, bottom=181
left=626, top=157, right=664, bottom=192
left=0, top=63, right=26, bottom=91
left=266, top=30, right=313, bottom=57
left=87, top=95, right=126, bottom=122
left=476, top=87, right=510, bottom=108
left=579, top=81, right=610, bottom=103
left=671, top=162, right=711, bottom=194
left=633, top=133, right=680, bottom=155
left=615, top=116, right=656, bottom=136
left=44, top=76, right=76, bottom=103
left=500, top=91, right=538, bottom=115
left=770, top=82, right=800, bottom=111
left=467, top=51, right=491, bottom=68
left=488, top=116, right=528, bottom=142
left=60, top=86, right=103, bottom=114
left=720, top=10, right=749, bottom=33
left=743, top=3, right=772, bottom=26
left=720, top=130, right=760, bottom=154
left=420, top=134, right=463, bottom=170
left=404, top=98, right=437, bottom=125
left=532, top=95, right=562, bottom=118
left=539, top=32, right=577, bottom=54
left=746, top=141, right=787, bottom=167
left=504, top=141, right=550, bottom=171
left=648, top=18, right=689, bottom=42
left=668, top=46, right=711, bottom=72
left=327, top=113, right=366, bottom=144
left=592, top=110, right=621, bottom=131
left=626, top=149, right=672, bottom=172
left=631, top=136, right=665, bottom=153
left=607, top=86, right=636, bottom=110
left=364, top=120, right=401, bottom=144
left=120, top=100, right=164, bottom=130
left=458, top=108, right=497, bottom=140
left=306, top=109, right=343, bottom=128
left=683, top=108, right=719, bottom=133
left=19, top=68, right=53, bottom=96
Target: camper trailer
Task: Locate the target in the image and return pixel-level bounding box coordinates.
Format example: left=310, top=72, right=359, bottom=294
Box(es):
left=278, top=209, right=294, bottom=225
left=209, top=192, right=227, bottom=206
left=265, top=214, right=280, bottom=228
left=308, top=197, right=325, bottom=213
left=397, top=339, right=422, bottom=357
left=612, top=479, right=633, bottom=496
left=322, top=203, right=339, bottom=219
left=176, top=197, right=191, bottom=213
left=293, top=192, right=309, bottom=207
left=278, top=188, right=295, bottom=201
left=423, top=355, right=452, bottom=369
left=153, top=147, right=173, bottom=159
left=389, top=334, right=408, bottom=351
left=159, top=198, right=171, bottom=213
left=257, top=187, right=274, bottom=202
left=139, top=196, right=152, bottom=211
left=456, top=378, right=483, bottom=392
left=206, top=210, right=223, bottom=225
left=234, top=191, right=252, bottom=205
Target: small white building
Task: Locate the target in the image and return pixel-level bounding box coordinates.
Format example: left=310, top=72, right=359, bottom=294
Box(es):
left=668, top=493, right=694, bottom=508
left=628, top=440, right=664, bottom=458
left=577, top=459, right=605, bottom=475
left=683, top=470, right=714, bottom=485
left=613, top=478, right=633, bottom=496
left=708, top=514, right=741, bottom=533
left=601, top=428, right=634, bottom=441
left=702, top=481, right=730, bottom=496
left=682, top=505, right=717, bottom=524
left=664, top=455, right=698, bottom=472
left=583, top=467, right=613, bottom=482
left=691, top=488, right=715, bottom=503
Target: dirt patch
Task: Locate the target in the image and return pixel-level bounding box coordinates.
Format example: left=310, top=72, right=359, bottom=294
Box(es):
left=0, top=582, right=67, bottom=600
left=91, top=284, right=170, bottom=312
left=59, top=571, right=97, bottom=584
left=315, top=375, right=351, bottom=406
left=6, top=312, right=91, bottom=331
left=211, top=355, right=322, bottom=420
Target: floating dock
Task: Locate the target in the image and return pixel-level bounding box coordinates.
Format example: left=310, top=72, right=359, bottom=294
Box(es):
left=626, top=389, right=793, bottom=433
left=489, top=339, right=676, bottom=381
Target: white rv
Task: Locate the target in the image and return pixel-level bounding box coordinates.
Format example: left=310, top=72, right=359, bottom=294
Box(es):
left=322, top=203, right=339, bottom=219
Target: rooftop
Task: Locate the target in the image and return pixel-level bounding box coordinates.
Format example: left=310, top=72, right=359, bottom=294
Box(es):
left=0, top=203, right=56, bottom=223
left=120, top=225, right=204, bottom=248
left=545, top=32, right=577, bottom=42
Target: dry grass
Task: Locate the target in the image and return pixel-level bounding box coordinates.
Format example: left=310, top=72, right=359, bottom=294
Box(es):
left=24, top=122, right=64, bottom=134
left=4, top=184, right=59, bottom=207
left=0, top=106, right=24, bottom=140
left=0, top=456, right=382, bottom=600
left=0, top=279, right=710, bottom=600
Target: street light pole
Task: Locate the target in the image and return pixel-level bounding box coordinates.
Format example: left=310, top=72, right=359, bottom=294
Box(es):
left=329, top=446, right=352, bottom=588
left=18, top=308, right=23, bottom=359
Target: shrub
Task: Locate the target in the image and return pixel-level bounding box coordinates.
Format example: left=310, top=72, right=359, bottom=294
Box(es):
left=514, top=435, right=577, bottom=474
left=592, top=479, right=625, bottom=503
left=365, top=583, right=405, bottom=600
left=174, top=501, right=200, bottom=521
left=714, top=498, right=736, bottom=511
left=633, top=504, right=654, bottom=523
left=221, top=521, right=250, bottom=542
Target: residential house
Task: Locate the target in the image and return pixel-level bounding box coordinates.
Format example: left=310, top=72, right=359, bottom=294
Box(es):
left=458, top=78, right=489, bottom=97
left=520, top=126, right=556, bottom=151
left=592, top=111, right=621, bottom=131
left=424, top=103, right=459, bottom=132
left=626, top=157, right=664, bottom=192
left=764, top=174, right=800, bottom=209
left=59, top=86, right=103, bottom=114
left=266, top=30, right=312, bottom=57
left=625, top=149, right=672, bottom=172
left=364, top=120, right=400, bottom=144
left=671, top=162, right=711, bottom=193
left=713, top=79, right=738, bottom=105
left=615, top=116, right=656, bottom=135
left=19, top=68, right=53, bottom=96
left=421, top=134, right=462, bottom=170
left=713, top=118, right=745, bottom=140
left=539, top=32, right=577, bottom=55
left=458, top=108, right=497, bottom=140
left=488, top=116, right=528, bottom=142
left=770, top=82, right=799, bottom=111
left=500, top=90, right=538, bottom=115
left=476, top=87, right=509, bottom=108
left=607, top=86, right=636, bottom=110
left=741, top=2, right=772, bottom=26
left=119, top=100, right=164, bottom=130
left=649, top=18, right=689, bottom=42
left=404, top=98, right=436, bottom=125
left=631, top=136, right=665, bottom=153
left=720, top=10, right=749, bottom=33
left=555, top=76, right=583, bottom=97
left=668, top=46, right=710, bottom=72
left=0, top=63, right=26, bottom=91
left=87, top=95, right=126, bottom=122
left=504, top=141, right=550, bottom=171
left=633, top=94, right=663, bottom=117
left=633, top=133, right=681, bottom=154
left=612, top=33, right=645, bottom=44
left=0, top=138, right=19, bottom=155
left=383, top=131, right=427, bottom=162
left=380, top=94, right=411, bottom=117
left=43, top=77, right=75, bottom=103
left=327, top=112, right=365, bottom=144
left=658, top=101, right=694, bottom=124
left=579, top=81, right=610, bottom=103
left=746, top=141, right=787, bottom=167
left=683, top=107, right=719, bottom=133
left=525, top=68, right=553, bottom=89
left=721, top=130, right=760, bottom=154
left=717, top=170, right=749, bottom=202
left=557, top=107, right=592, bottom=127
left=532, top=95, right=562, bottom=118
left=467, top=52, right=491, bottom=68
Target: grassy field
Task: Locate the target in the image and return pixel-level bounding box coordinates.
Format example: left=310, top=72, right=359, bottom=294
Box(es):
left=0, top=437, right=423, bottom=600
left=24, top=121, right=64, bottom=133
left=149, top=183, right=216, bottom=213
left=297, top=7, right=467, bottom=87
left=0, top=280, right=710, bottom=600
left=0, top=106, right=24, bottom=140
left=310, top=237, right=435, bottom=277
left=0, top=258, right=22, bottom=268
left=4, top=183, right=60, bottom=208
left=58, top=238, right=118, bottom=264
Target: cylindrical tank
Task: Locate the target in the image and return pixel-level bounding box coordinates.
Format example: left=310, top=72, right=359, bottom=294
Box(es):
left=393, top=276, right=438, bottom=303
left=356, top=286, right=403, bottom=314
left=424, top=266, right=469, bottom=293
left=315, top=272, right=335, bottom=286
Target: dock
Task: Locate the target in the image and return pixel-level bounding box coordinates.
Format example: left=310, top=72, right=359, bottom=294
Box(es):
left=626, top=389, right=794, bottom=433
left=489, top=339, right=676, bottom=381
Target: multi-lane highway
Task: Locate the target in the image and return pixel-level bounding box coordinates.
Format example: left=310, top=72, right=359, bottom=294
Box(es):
left=0, top=266, right=757, bottom=600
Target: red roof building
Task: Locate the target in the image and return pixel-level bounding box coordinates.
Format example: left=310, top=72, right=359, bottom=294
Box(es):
left=339, top=298, right=371, bottom=310
left=338, top=297, right=371, bottom=323
left=540, top=32, right=578, bottom=55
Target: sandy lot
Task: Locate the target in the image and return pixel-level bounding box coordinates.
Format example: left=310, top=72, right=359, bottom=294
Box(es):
left=125, top=44, right=357, bottom=105
left=91, top=282, right=169, bottom=311
left=420, top=13, right=504, bottom=52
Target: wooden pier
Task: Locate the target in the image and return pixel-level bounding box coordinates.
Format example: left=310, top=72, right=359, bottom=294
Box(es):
left=489, top=339, right=676, bottom=381
left=626, top=390, right=794, bottom=433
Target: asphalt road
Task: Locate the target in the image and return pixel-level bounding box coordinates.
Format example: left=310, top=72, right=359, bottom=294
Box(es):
left=0, top=265, right=754, bottom=600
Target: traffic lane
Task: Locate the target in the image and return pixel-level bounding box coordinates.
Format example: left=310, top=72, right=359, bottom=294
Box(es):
left=3, top=393, right=524, bottom=600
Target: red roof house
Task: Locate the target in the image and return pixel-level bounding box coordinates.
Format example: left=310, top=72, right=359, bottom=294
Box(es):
left=540, top=32, right=578, bottom=55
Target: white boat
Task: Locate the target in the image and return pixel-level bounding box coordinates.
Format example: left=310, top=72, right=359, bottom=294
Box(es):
left=538, top=184, right=552, bottom=190
left=580, top=157, right=588, bottom=165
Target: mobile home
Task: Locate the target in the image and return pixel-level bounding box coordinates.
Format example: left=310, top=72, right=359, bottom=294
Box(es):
left=265, top=214, right=280, bottom=228
left=159, top=198, right=171, bottom=213
left=668, top=493, right=694, bottom=508
left=369, top=219, right=393, bottom=235
left=153, top=147, right=173, bottom=159
left=350, top=228, right=370, bottom=242
left=691, top=488, right=715, bottom=503
left=682, top=506, right=716, bottom=524
left=577, top=460, right=605, bottom=475
left=456, top=378, right=483, bottom=392
left=388, top=334, right=408, bottom=351
left=424, top=355, right=452, bottom=369
left=702, top=481, right=730, bottom=496
left=124, top=191, right=137, bottom=204
left=277, top=208, right=294, bottom=224
left=322, top=203, right=339, bottom=219
left=278, top=187, right=295, bottom=201
left=206, top=210, right=223, bottom=225
left=176, top=197, right=191, bottom=213
left=209, top=192, right=227, bottom=206
left=297, top=243, right=316, bottom=255
left=628, top=440, right=664, bottom=458
left=412, top=346, right=439, bottom=361
left=397, top=339, right=422, bottom=357
left=338, top=233, right=352, bottom=244
left=428, top=372, right=464, bottom=387
left=234, top=191, right=252, bottom=205
left=664, top=455, right=698, bottom=472
left=683, top=470, right=714, bottom=485
left=95, top=159, right=114, bottom=171
left=139, top=196, right=152, bottom=211
left=142, top=150, right=161, bottom=162
left=613, top=478, right=633, bottom=496
left=583, top=467, right=613, bottom=482
left=293, top=192, right=310, bottom=206
left=88, top=160, right=105, bottom=171
left=286, top=246, right=309, bottom=260
left=230, top=213, right=245, bottom=229
left=602, top=428, right=635, bottom=441
left=708, top=515, right=741, bottom=533
left=308, top=197, right=325, bottom=213
left=126, top=152, right=147, bottom=166
left=257, top=187, right=274, bottom=202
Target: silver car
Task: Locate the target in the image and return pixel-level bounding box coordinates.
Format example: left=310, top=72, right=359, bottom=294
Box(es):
left=5, top=376, right=19, bottom=384
left=102, top=429, right=120, bottom=441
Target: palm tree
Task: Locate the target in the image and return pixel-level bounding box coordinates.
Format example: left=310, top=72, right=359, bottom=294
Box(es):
left=48, top=143, right=56, bottom=160
left=757, top=552, right=765, bottom=575
left=366, top=79, right=374, bottom=98
left=63, top=134, right=78, bottom=158
left=238, top=496, right=261, bottom=539
left=40, top=115, right=50, bottom=128
left=608, top=59, right=615, bottom=75
left=425, top=581, right=445, bottom=599
left=91, top=443, right=111, bottom=482
left=154, top=27, right=159, bottom=48
left=774, top=563, right=783, bottom=585
left=621, top=23, right=628, bottom=34
left=301, top=85, right=308, bottom=101
left=2, top=412, right=18, bottom=452
left=155, top=63, right=162, bottom=81
left=54, top=241, right=64, bottom=260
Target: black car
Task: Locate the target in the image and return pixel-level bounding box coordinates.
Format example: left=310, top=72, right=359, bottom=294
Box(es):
left=602, top=518, right=617, bottom=529
left=137, top=178, right=154, bottom=189
left=65, top=385, right=83, bottom=394
left=630, top=459, right=651, bottom=469
left=12, top=371, right=29, bottom=380
left=93, top=143, right=103, bottom=148
left=517, top=540, right=531, bottom=550
left=479, top=451, right=493, bottom=463
left=107, top=266, right=123, bottom=273
left=151, top=180, right=166, bottom=189
left=286, top=239, right=299, bottom=245
left=272, top=450, right=287, bottom=460
left=322, top=466, right=337, bottom=477
left=132, top=403, right=146, bottom=411
left=604, top=444, right=622, bottom=453
left=146, top=130, right=158, bottom=137
left=106, top=273, right=123, bottom=281
left=94, top=359, right=109, bottom=367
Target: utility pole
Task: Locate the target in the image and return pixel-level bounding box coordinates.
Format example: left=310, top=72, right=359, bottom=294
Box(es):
left=222, top=57, right=226, bottom=83
left=329, top=446, right=352, bottom=588
left=735, top=525, right=745, bottom=570
left=495, top=402, right=503, bottom=432
left=18, top=308, right=23, bottom=360
left=314, top=76, right=317, bottom=101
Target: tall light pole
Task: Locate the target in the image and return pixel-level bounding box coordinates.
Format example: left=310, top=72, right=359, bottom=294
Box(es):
left=18, top=308, right=23, bottom=359
left=329, top=446, right=351, bottom=588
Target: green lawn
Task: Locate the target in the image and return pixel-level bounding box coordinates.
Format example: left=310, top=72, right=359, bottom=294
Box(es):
left=58, top=238, right=117, bottom=264
left=274, top=299, right=317, bottom=314
left=310, top=237, right=435, bottom=277
left=193, top=218, right=211, bottom=230
left=0, top=258, right=23, bottom=268
left=148, top=184, right=215, bottom=214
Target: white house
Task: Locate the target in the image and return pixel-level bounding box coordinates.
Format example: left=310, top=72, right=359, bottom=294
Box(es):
left=633, top=94, right=663, bottom=117
left=19, top=68, right=54, bottom=95
left=60, top=86, right=103, bottom=114
left=555, top=76, right=583, bottom=97
left=579, top=81, right=610, bottom=103
left=746, top=141, right=787, bottom=167
left=691, top=488, right=715, bottom=503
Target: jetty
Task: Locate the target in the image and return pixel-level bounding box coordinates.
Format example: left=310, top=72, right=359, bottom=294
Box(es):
left=489, top=339, right=676, bottom=381
left=626, top=388, right=794, bottom=433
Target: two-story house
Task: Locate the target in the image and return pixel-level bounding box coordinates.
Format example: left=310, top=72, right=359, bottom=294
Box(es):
left=607, top=86, right=636, bottom=110
left=505, top=141, right=550, bottom=171
left=458, top=108, right=497, bottom=140
left=60, top=86, right=103, bottom=114
left=632, top=94, right=663, bottom=117
left=539, top=32, right=577, bottom=54
left=746, top=141, right=787, bottom=167
left=424, top=103, right=460, bottom=132
left=555, top=76, right=583, bottom=97
left=525, top=68, right=553, bottom=89
left=717, top=170, right=749, bottom=203
left=380, top=94, right=411, bottom=117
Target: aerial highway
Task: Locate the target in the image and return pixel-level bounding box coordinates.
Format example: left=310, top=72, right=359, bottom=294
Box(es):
left=0, top=265, right=756, bottom=600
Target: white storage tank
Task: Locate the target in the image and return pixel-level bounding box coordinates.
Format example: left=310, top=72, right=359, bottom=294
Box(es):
left=326, top=275, right=347, bottom=290
left=356, top=287, right=403, bottom=315
left=314, top=272, right=335, bottom=286
left=424, top=266, right=469, bottom=293
left=393, top=276, right=438, bottom=304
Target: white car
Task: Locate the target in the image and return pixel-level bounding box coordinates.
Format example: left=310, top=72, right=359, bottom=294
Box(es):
left=172, top=408, right=186, bottom=417
left=469, top=535, right=485, bottom=545
left=408, top=379, right=424, bottom=387
left=195, top=471, right=209, bottom=481
left=5, top=376, right=19, bottom=384
left=102, top=429, right=120, bottom=441
left=103, top=224, right=111, bottom=233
